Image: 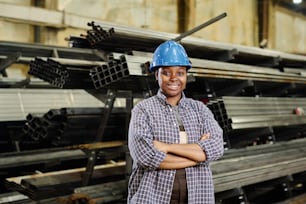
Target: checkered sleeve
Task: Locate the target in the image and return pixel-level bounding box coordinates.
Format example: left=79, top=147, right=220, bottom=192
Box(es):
left=128, top=104, right=166, bottom=170
left=196, top=104, right=224, bottom=161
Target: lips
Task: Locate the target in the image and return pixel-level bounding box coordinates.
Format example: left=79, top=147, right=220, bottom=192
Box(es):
left=167, top=83, right=180, bottom=90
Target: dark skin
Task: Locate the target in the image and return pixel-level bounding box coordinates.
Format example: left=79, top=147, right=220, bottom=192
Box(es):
left=154, top=66, right=209, bottom=169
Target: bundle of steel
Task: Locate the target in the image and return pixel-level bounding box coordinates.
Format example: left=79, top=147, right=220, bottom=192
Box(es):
left=1, top=30, right=305, bottom=74
left=208, top=96, right=306, bottom=131
left=81, top=21, right=164, bottom=52
left=5, top=161, right=126, bottom=200
left=22, top=112, right=96, bottom=146
left=66, top=180, right=126, bottom=203
left=29, top=58, right=96, bottom=89
left=21, top=107, right=127, bottom=148
left=67, top=36, right=91, bottom=49
left=0, top=141, right=123, bottom=174
left=89, top=54, right=130, bottom=89
left=189, top=57, right=306, bottom=84
left=0, top=192, right=30, bottom=204
left=111, top=53, right=306, bottom=85
left=71, top=21, right=306, bottom=70
left=0, top=41, right=102, bottom=61
left=28, top=54, right=130, bottom=89
left=0, top=191, right=125, bottom=204
left=0, top=148, right=86, bottom=169
left=0, top=89, right=104, bottom=122
left=84, top=22, right=114, bottom=46
left=4, top=138, right=306, bottom=201
left=212, top=137, right=306, bottom=193
left=2, top=40, right=306, bottom=88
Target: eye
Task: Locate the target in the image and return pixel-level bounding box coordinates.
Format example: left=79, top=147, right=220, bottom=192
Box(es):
left=161, top=70, right=171, bottom=76
left=177, top=71, right=185, bottom=77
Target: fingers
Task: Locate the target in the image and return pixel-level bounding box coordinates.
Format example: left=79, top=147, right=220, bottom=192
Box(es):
left=200, top=133, right=210, bottom=141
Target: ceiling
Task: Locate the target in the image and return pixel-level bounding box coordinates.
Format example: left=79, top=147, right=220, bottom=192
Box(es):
left=277, top=0, right=306, bottom=16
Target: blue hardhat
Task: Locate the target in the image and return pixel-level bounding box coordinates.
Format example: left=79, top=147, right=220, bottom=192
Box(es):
left=149, top=40, right=192, bottom=72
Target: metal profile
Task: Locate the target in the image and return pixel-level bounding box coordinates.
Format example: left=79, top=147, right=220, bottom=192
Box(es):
left=71, top=20, right=306, bottom=69
left=212, top=138, right=306, bottom=193
left=0, top=89, right=104, bottom=122
left=209, top=96, right=306, bottom=130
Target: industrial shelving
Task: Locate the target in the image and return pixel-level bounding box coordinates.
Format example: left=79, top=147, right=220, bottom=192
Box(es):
left=0, top=22, right=306, bottom=203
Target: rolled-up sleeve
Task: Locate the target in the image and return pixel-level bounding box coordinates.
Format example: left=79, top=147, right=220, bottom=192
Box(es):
left=196, top=106, right=224, bottom=161
left=128, top=105, right=166, bottom=169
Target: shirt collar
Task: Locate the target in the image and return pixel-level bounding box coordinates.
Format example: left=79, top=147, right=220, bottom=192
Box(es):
left=156, top=89, right=187, bottom=107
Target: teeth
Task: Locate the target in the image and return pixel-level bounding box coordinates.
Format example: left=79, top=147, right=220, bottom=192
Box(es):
left=168, top=84, right=179, bottom=89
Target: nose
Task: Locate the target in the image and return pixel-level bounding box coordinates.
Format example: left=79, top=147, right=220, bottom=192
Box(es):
left=169, top=73, right=178, bottom=81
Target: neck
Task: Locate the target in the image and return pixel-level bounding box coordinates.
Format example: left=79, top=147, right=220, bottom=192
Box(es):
left=166, top=94, right=182, bottom=106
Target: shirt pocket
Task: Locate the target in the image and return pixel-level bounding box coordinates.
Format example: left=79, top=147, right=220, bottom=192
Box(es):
left=183, top=115, right=203, bottom=142
left=150, top=117, right=178, bottom=143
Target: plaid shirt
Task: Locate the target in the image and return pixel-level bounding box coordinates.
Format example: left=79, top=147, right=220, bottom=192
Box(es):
left=128, top=90, right=224, bottom=204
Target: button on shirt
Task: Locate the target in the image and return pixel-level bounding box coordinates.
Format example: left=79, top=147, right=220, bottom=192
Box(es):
left=128, top=90, right=224, bottom=204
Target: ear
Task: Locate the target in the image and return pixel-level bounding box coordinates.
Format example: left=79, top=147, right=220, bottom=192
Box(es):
left=155, top=70, right=159, bottom=80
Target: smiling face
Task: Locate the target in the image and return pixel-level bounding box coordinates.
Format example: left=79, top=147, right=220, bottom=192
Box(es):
left=155, top=66, right=187, bottom=106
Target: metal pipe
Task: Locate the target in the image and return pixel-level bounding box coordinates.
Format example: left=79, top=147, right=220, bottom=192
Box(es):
left=172, top=12, right=227, bottom=42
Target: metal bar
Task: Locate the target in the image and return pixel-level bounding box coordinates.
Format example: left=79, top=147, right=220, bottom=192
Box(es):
left=0, top=52, right=21, bottom=72
left=5, top=161, right=126, bottom=200
left=172, top=12, right=227, bottom=42
left=229, top=114, right=306, bottom=123
left=230, top=118, right=306, bottom=129
left=210, top=96, right=306, bottom=130
left=0, top=192, right=29, bottom=204
left=82, top=89, right=117, bottom=186
left=0, top=149, right=86, bottom=169
left=0, top=88, right=104, bottom=122
left=73, top=180, right=126, bottom=203
left=212, top=138, right=306, bottom=192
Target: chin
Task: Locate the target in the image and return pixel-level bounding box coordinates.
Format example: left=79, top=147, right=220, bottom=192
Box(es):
left=166, top=90, right=182, bottom=96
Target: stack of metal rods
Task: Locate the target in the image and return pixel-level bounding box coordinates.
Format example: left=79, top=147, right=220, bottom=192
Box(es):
left=28, top=54, right=130, bottom=89
left=71, top=180, right=126, bottom=203
left=16, top=34, right=306, bottom=89
left=115, top=53, right=306, bottom=85
left=10, top=39, right=306, bottom=88
left=189, top=57, right=306, bottom=84
left=22, top=113, right=61, bottom=142
left=83, top=22, right=115, bottom=47
left=0, top=88, right=105, bottom=122
left=29, top=58, right=97, bottom=89
left=22, top=107, right=106, bottom=146
left=208, top=96, right=306, bottom=131
left=68, top=21, right=306, bottom=69
left=5, top=161, right=126, bottom=201
left=4, top=138, right=306, bottom=201
left=207, top=98, right=229, bottom=131
left=212, top=137, right=306, bottom=193
left=1, top=25, right=305, bottom=69
left=67, top=36, right=91, bottom=49
left=89, top=54, right=130, bottom=89
left=81, top=21, right=164, bottom=52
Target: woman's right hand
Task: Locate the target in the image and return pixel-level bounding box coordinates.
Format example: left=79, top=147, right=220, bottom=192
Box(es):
left=200, top=133, right=210, bottom=141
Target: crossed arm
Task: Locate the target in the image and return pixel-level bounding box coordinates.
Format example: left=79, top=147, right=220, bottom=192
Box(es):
left=153, top=133, right=209, bottom=169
